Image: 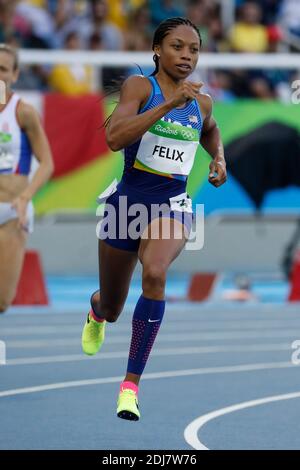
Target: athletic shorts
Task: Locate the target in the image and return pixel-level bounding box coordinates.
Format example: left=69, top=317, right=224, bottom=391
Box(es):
left=96, top=179, right=193, bottom=252
left=0, top=201, right=34, bottom=233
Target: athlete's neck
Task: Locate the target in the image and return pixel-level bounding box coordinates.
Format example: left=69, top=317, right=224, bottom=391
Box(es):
left=155, top=72, right=183, bottom=99
left=155, top=71, right=183, bottom=90
left=155, top=72, right=185, bottom=102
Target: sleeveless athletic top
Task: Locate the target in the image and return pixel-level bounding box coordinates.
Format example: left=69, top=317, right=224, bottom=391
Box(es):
left=0, top=93, right=32, bottom=175
left=118, top=75, right=203, bottom=204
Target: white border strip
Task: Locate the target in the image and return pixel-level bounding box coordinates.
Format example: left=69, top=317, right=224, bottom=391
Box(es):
left=5, top=343, right=292, bottom=366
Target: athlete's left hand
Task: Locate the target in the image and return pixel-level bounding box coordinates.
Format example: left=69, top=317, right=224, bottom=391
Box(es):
left=208, top=159, right=227, bottom=187
left=11, top=196, right=29, bottom=231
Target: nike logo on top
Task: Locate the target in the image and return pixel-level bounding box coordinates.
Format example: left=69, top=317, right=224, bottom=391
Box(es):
left=148, top=319, right=160, bottom=323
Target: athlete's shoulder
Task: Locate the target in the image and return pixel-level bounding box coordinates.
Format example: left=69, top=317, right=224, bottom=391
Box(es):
left=122, top=74, right=152, bottom=87
left=119, top=75, right=153, bottom=110
left=196, top=93, right=213, bottom=119
left=16, top=100, right=41, bottom=130
left=121, top=74, right=152, bottom=98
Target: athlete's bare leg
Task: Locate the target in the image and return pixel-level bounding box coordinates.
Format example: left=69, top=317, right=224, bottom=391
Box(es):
left=0, top=219, right=27, bottom=313
left=124, top=217, right=187, bottom=385
left=91, top=240, right=138, bottom=323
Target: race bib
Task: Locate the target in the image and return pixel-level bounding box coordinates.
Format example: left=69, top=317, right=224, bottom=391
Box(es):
left=135, top=119, right=199, bottom=177
left=169, top=192, right=193, bottom=213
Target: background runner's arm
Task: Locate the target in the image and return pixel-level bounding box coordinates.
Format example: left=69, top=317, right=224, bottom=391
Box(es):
left=18, top=102, right=54, bottom=201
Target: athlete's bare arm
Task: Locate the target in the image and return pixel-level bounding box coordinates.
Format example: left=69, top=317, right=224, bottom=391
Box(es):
left=106, top=75, right=203, bottom=151
left=12, top=102, right=54, bottom=227
left=198, top=94, right=227, bottom=188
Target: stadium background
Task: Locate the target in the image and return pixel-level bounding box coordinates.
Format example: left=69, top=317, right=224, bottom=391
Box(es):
left=2, top=0, right=297, bottom=217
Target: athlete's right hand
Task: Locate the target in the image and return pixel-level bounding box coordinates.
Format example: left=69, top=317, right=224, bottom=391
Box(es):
left=170, top=81, right=203, bottom=108
left=11, top=195, right=29, bottom=232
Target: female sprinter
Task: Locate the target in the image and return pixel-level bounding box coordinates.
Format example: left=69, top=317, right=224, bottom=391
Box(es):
left=0, top=44, right=53, bottom=313
left=81, top=18, right=227, bottom=421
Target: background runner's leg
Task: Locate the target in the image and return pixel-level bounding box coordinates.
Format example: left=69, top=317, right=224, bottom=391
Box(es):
left=0, top=219, right=27, bottom=313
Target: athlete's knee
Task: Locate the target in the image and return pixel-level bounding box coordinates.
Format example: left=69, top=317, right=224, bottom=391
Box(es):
left=91, top=290, right=101, bottom=314
left=142, top=263, right=167, bottom=292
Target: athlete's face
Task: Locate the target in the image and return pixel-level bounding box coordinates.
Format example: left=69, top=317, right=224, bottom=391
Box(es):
left=154, top=25, right=200, bottom=79
left=0, top=51, right=18, bottom=91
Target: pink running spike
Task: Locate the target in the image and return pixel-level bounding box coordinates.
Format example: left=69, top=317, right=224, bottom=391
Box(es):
left=89, top=309, right=105, bottom=323
left=120, top=381, right=139, bottom=395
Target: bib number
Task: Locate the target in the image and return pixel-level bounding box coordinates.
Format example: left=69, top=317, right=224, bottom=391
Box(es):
left=169, top=192, right=193, bottom=213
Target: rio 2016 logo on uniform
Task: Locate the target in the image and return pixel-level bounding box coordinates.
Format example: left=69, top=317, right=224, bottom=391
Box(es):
left=181, top=130, right=196, bottom=140
left=155, top=124, right=178, bottom=136
left=0, top=80, right=5, bottom=105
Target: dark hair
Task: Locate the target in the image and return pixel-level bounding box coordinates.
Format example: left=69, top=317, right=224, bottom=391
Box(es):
left=151, top=17, right=202, bottom=76
left=102, top=17, right=202, bottom=128
left=0, top=43, right=19, bottom=71
left=89, top=31, right=102, bottom=46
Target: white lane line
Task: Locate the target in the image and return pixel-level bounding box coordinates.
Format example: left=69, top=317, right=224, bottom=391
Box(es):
left=8, top=304, right=297, bottom=315
left=5, top=329, right=300, bottom=348
left=4, top=313, right=300, bottom=329
left=184, top=391, right=300, bottom=450
left=0, top=361, right=294, bottom=398
left=5, top=343, right=292, bottom=366
left=3, top=320, right=300, bottom=336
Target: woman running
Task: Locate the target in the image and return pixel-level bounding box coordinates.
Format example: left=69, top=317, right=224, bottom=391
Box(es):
left=81, top=17, right=226, bottom=421
left=0, top=44, right=53, bottom=313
